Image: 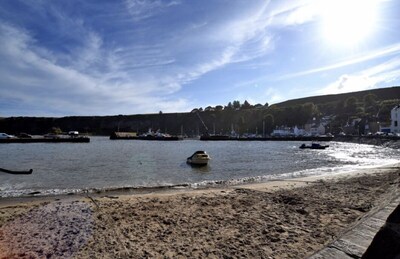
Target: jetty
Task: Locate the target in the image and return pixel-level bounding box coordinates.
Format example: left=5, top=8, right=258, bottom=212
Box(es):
left=200, top=135, right=334, bottom=141
left=0, top=136, right=90, bottom=143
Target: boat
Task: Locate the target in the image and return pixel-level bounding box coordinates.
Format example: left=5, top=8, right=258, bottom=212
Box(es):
left=187, top=151, right=211, bottom=166
left=138, top=133, right=182, bottom=141
left=200, top=134, right=231, bottom=141
left=0, top=168, right=33, bottom=175
left=299, top=143, right=329, bottom=149
left=110, top=129, right=182, bottom=141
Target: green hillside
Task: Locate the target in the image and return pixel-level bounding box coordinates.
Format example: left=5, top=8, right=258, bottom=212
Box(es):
left=1, top=87, right=399, bottom=136
left=274, top=87, right=400, bottom=108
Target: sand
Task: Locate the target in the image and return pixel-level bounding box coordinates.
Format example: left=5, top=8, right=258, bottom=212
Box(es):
left=0, top=166, right=399, bottom=258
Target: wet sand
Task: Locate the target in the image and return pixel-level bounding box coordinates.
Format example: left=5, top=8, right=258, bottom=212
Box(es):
left=0, top=166, right=399, bottom=258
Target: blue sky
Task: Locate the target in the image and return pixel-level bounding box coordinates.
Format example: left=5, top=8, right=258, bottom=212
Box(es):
left=1, top=0, right=400, bottom=116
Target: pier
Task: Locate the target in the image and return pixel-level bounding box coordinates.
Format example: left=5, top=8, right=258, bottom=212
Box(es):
left=0, top=137, right=90, bottom=143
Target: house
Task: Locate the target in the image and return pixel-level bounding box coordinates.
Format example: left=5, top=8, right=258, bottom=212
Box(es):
left=391, top=105, right=400, bottom=133
left=304, top=118, right=326, bottom=136
left=294, top=126, right=306, bottom=136
left=272, top=126, right=292, bottom=136
left=310, top=124, right=326, bottom=136
left=341, top=118, right=367, bottom=135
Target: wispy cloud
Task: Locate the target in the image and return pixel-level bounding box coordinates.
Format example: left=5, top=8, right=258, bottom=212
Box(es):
left=278, top=43, right=400, bottom=80
left=0, top=22, right=190, bottom=115
left=267, top=0, right=320, bottom=27
left=166, top=1, right=274, bottom=85
left=318, top=57, right=400, bottom=95
left=125, top=0, right=181, bottom=22
left=1, top=0, right=398, bottom=116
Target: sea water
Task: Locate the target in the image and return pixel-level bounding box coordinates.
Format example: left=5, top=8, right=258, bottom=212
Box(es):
left=0, top=137, right=399, bottom=197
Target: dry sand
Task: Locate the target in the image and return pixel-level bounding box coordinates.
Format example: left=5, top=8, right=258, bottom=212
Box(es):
left=0, top=166, right=399, bottom=258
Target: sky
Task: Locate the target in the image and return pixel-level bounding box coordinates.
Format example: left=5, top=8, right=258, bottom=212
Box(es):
left=1, top=0, right=400, bottom=117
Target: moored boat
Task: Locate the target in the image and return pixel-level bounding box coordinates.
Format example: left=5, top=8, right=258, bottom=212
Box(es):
left=200, top=135, right=231, bottom=141
left=0, top=168, right=33, bottom=175
left=187, top=151, right=211, bottom=166
left=299, top=143, right=329, bottom=149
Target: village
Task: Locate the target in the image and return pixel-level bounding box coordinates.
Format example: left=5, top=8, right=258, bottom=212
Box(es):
left=270, top=104, right=400, bottom=137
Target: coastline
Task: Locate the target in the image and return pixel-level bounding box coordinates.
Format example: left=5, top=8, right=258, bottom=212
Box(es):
left=0, top=164, right=399, bottom=258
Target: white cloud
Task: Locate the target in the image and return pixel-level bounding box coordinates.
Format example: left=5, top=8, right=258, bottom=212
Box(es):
left=320, top=75, right=375, bottom=95
left=165, top=1, right=274, bottom=86
left=6, top=0, right=396, bottom=116
left=318, top=57, right=400, bottom=95
left=278, top=43, right=400, bottom=80
left=0, top=22, right=192, bottom=116
left=267, top=0, right=320, bottom=27
left=125, top=0, right=181, bottom=22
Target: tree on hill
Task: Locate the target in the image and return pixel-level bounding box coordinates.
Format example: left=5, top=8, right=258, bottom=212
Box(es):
left=344, top=97, right=358, bottom=115
left=215, top=105, right=223, bottom=111
left=241, top=100, right=252, bottom=109
left=263, top=114, right=274, bottom=134
left=233, top=100, right=241, bottom=109
left=302, top=102, right=318, bottom=118
left=363, top=94, right=378, bottom=115
left=225, top=102, right=233, bottom=110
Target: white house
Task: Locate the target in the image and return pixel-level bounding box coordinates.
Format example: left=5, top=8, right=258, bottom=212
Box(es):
left=391, top=105, right=400, bottom=133
left=294, top=126, right=306, bottom=136
left=310, top=124, right=326, bottom=136
left=305, top=118, right=326, bottom=136
left=272, top=126, right=292, bottom=136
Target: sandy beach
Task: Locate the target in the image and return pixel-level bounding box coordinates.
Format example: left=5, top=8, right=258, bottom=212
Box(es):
left=0, top=165, right=399, bottom=258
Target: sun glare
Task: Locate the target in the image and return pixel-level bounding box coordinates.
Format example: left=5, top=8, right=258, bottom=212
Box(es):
left=320, top=0, right=379, bottom=47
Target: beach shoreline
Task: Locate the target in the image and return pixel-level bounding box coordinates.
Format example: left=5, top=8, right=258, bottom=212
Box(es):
left=1, top=164, right=399, bottom=258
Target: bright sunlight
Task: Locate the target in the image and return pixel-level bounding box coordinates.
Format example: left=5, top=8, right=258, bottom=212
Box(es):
left=320, top=0, right=379, bottom=47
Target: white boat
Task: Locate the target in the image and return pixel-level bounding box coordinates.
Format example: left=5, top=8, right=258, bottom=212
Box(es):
left=187, top=151, right=211, bottom=166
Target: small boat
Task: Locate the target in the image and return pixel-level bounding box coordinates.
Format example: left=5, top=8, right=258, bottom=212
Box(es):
left=0, top=168, right=33, bottom=175
left=187, top=151, right=211, bottom=166
left=299, top=143, right=329, bottom=149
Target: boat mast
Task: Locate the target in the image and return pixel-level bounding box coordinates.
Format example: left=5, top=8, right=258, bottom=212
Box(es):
left=196, top=112, right=209, bottom=135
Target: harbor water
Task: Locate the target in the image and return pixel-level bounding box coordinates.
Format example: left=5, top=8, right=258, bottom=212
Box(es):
left=0, top=137, right=399, bottom=197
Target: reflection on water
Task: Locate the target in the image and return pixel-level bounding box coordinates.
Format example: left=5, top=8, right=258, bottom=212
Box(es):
left=189, top=164, right=211, bottom=173
left=0, top=137, right=399, bottom=197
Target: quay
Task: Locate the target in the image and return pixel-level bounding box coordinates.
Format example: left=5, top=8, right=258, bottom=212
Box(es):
left=200, top=135, right=334, bottom=141
left=0, top=137, right=90, bottom=143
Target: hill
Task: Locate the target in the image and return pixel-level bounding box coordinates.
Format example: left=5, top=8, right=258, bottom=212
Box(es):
left=0, top=87, right=399, bottom=136
left=274, top=87, right=400, bottom=108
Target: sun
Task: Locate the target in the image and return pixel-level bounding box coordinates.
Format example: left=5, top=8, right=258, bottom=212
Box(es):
left=320, top=0, right=379, bottom=47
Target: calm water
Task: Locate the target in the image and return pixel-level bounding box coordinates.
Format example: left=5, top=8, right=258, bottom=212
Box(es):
left=0, top=137, right=399, bottom=197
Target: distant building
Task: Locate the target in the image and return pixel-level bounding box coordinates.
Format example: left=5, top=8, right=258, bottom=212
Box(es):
left=304, top=118, right=326, bottom=136
left=311, top=124, right=326, bottom=136
left=391, top=105, right=400, bottom=133
left=272, top=126, right=292, bottom=136
left=294, top=126, right=306, bottom=136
